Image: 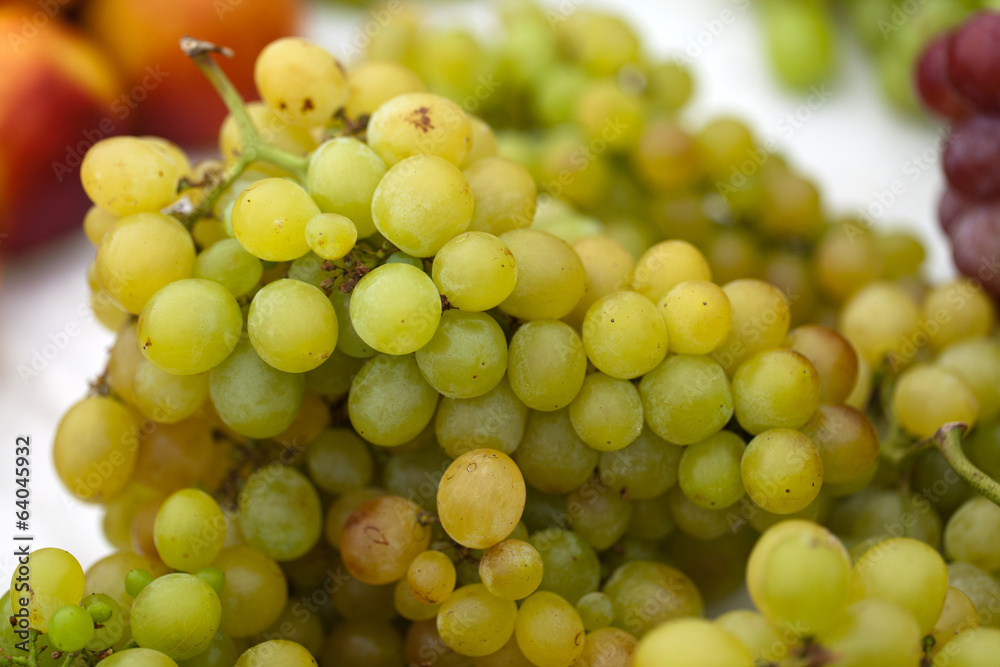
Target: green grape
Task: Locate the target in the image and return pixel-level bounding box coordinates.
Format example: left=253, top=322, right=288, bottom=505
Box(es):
left=232, top=178, right=319, bottom=261
left=133, top=361, right=209, bottom=424
left=507, top=320, right=587, bottom=412
left=328, top=290, right=377, bottom=359
left=254, top=37, right=347, bottom=127
left=638, top=354, right=733, bottom=445
left=394, top=577, right=440, bottom=622
left=437, top=584, right=518, bottom=657
left=125, top=569, right=154, bottom=598
left=813, top=224, right=884, bottom=303
left=210, top=339, right=305, bottom=438
left=497, top=229, right=585, bottom=321
left=349, top=353, right=439, bottom=446
left=931, top=586, right=979, bottom=655
left=349, top=263, right=442, bottom=355
left=344, top=60, right=424, bottom=120
left=892, top=365, right=979, bottom=438
left=799, top=404, right=878, bottom=485
left=937, top=337, right=1000, bottom=422
left=558, top=10, right=639, bottom=75
left=784, top=324, right=859, bottom=404
left=566, top=477, right=633, bottom=550
left=575, top=79, right=644, bottom=150
left=602, top=561, right=703, bottom=637
left=626, top=494, right=674, bottom=541
left=633, top=618, right=751, bottom=667
left=130, top=573, right=221, bottom=660
left=381, top=444, right=448, bottom=511
left=287, top=252, right=344, bottom=290
left=367, top=92, right=472, bottom=166
left=582, top=291, right=668, bottom=380
left=48, top=605, right=94, bottom=652
left=83, top=205, right=119, bottom=245
left=568, top=235, right=636, bottom=326
left=936, top=627, right=1000, bottom=666
left=194, top=238, right=263, bottom=298
left=715, top=610, right=785, bottom=664
left=945, top=497, right=1000, bottom=572
left=756, top=165, right=824, bottom=241
left=306, top=428, right=373, bottom=495
left=435, top=377, right=528, bottom=458
left=741, top=429, right=823, bottom=514
left=340, top=495, right=431, bottom=584
left=575, top=592, right=615, bottom=632
left=657, top=280, right=732, bottom=356
left=212, top=546, right=287, bottom=638
left=438, top=449, right=526, bottom=549
left=96, top=212, right=195, bottom=314
left=432, top=231, right=518, bottom=312
left=235, top=639, right=318, bottom=667
left=304, top=213, right=356, bottom=261
left=101, top=648, right=179, bottom=666
left=568, top=372, right=643, bottom=452
left=154, top=488, right=226, bottom=572
left=665, top=485, right=731, bottom=541
left=371, top=154, right=473, bottom=257
left=307, top=137, right=387, bottom=239
left=195, top=568, right=226, bottom=596
left=817, top=599, right=922, bottom=667
left=732, top=348, right=821, bottom=434
left=80, top=593, right=124, bottom=651
left=631, top=120, right=701, bottom=193
left=630, top=240, right=710, bottom=304
left=922, top=280, right=995, bottom=351
left=677, top=431, right=745, bottom=510
left=528, top=529, right=600, bottom=606
left=694, top=117, right=755, bottom=182
left=839, top=282, right=919, bottom=367
left=479, top=539, right=543, bottom=601
left=238, top=466, right=322, bottom=562
left=714, top=279, right=791, bottom=373
left=464, top=157, right=537, bottom=235
left=948, top=561, right=1000, bottom=629
left=81, top=136, right=183, bottom=216
left=598, top=428, right=681, bottom=500
left=138, top=278, right=243, bottom=375
left=515, top=410, right=599, bottom=494
left=761, top=0, right=835, bottom=89
left=53, top=396, right=139, bottom=503
left=514, top=591, right=585, bottom=667
left=415, top=310, right=507, bottom=399
left=177, top=632, right=238, bottom=667
left=248, top=279, right=338, bottom=373
left=407, top=550, right=457, bottom=605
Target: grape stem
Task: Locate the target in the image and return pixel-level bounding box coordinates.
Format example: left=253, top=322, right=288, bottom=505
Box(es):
left=934, top=422, right=1000, bottom=506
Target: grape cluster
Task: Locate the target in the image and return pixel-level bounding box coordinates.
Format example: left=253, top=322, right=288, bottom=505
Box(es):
left=5, top=2, right=1000, bottom=667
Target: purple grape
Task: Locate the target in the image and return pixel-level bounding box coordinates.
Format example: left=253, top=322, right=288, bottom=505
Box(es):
left=951, top=206, right=1000, bottom=297
left=943, top=115, right=1000, bottom=199
left=938, top=187, right=972, bottom=235
left=947, top=12, right=1000, bottom=112
left=916, top=35, right=972, bottom=120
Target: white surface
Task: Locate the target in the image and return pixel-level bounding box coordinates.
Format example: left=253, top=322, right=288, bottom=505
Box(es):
left=0, top=0, right=951, bottom=576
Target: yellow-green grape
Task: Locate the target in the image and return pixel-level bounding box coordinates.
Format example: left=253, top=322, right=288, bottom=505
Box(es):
left=647, top=60, right=693, bottom=113
left=602, top=561, right=702, bottom=637
left=631, top=120, right=701, bottom=193
left=892, top=365, right=979, bottom=438
left=694, top=117, right=755, bottom=183
left=328, top=290, right=376, bottom=359
left=627, top=495, right=675, bottom=541
left=714, top=610, right=784, bottom=665
left=437, top=584, right=518, bottom=657
left=213, top=546, right=287, bottom=638
left=305, top=428, right=373, bottom=495
left=234, top=639, right=317, bottom=667
left=516, top=410, right=599, bottom=496
left=633, top=618, right=751, bottom=667
left=665, top=485, right=730, bottom=540
left=464, top=115, right=498, bottom=165
left=53, top=396, right=138, bottom=503
left=81, top=136, right=183, bottom=216
left=514, top=591, right=586, bottom=667
left=348, top=354, right=439, bottom=446
left=138, top=278, right=242, bottom=375
left=845, top=342, right=873, bottom=410
left=248, top=279, right=338, bottom=373
left=713, top=279, right=791, bottom=373
left=131, top=573, right=221, bottom=660
left=568, top=372, right=643, bottom=452
left=756, top=167, right=824, bottom=241
left=232, top=178, right=319, bottom=261
left=799, top=404, right=878, bottom=485
left=572, top=626, right=636, bottom=667
left=438, top=449, right=526, bottom=549
left=922, top=280, right=995, bottom=351
left=575, top=79, right=644, bottom=150
left=853, top=537, right=949, bottom=634
left=96, top=212, right=194, bottom=314
left=657, top=280, right=732, bottom=356
left=784, top=324, right=859, bottom=404
left=741, top=429, right=823, bottom=514
left=498, top=229, right=585, bottom=321
left=304, top=350, right=364, bottom=400
left=566, top=477, right=633, bottom=550
left=532, top=205, right=605, bottom=244
left=210, top=339, right=305, bottom=438
left=238, top=466, right=322, bottom=562
left=432, top=231, right=518, bottom=312
left=948, top=561, right=1000, bottom=629
left=557, top=9, right=639, bottom=75
left=507, top=320, right=587, bottom=412
left=344, top=61, right=424, bottom=120
left=307, top=137, right=387, bottom=239
left=339, top=495, right=431, bottom=584
left=133, top=362, right=209, bottom=424
left=9, top=549, right=85, bottom=633
left=937, top=337, right=1000, bottom=422
left=84, top=205, right=119, bottom=245
left=931, top=587, right=980, bottom=654
left=194, top=239, right=263, bottom=298
left=407, top=550, right=457, bottom=605
left=568, top=235, right=635, bottom=325
left=84, top=551, right=167, bottom=621
left=878, top=231, right=925, bottom=278
left=177, top=632, right=238, bottom=667
left=705, top=229, right=762, bottom=285
left=366, top=92, right=472, bottom=166
left=80, top=593, right=124, bottom=652
left=254, top=37, right=348, bottom=127
left=479, top=539, right=543, bottom=601
left=839, top=282, right=920, bottom=367
left=732, top=349, right=821, bottom=434
left=463, top=157, right=537, bottom=235
left=630, top=241, right=710, bottom=304
left=638, top=354, right=733, bottom=445
left=575, top=592, right=615, bottom=632
left=936, top=627, right=1000, bottom=666
left=435, top=377, right=528, bottom=458
left=153, top=489, right=226, bottom=572
left=90, top=282, right=130, bottom=333
left=599, top=428, right=681, bottom=500
left=101, top=649, right=179, bottom=667
left=415, top=310, right=507, bottom=399
left=813, top=224, right=883, bottom=303
left=945, top=497, right=1000, bottom=572
left=304, top=213, right=357, bottom=261
left=678, top=431, right=745, bottom=510
left=761, top=0, right=835, bottom=89
left=394, top=577, right=440, bottom=622
left=817, top=599, right=922, bottom=667
left=582, top=291, right=668, bottom=380
left=219, top=102, right=316, bottom=164
left=349, top=263, right=442, bottom=355
left=523, top=529, right=598, bottom=608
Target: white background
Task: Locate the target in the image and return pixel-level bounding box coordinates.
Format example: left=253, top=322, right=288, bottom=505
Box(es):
left=0, top=0, right=952, bottom=577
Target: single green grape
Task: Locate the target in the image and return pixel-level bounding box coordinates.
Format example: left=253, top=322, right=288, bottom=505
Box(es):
left=437, top=449, right=526, bottom=549
left=714, top=279, right=791, bottom=373
left=935, top=627, right=1000, bottom=666
left=81, top=136, right=183, bottom=217
left=566, top=477, right=633, bottom=550
left=528, top=529, right=601, bottom=606
left=514, top=591, right=586, bottom=667
left=415, top=310, right=507, bottom=399
left=348, top=354, right=439, bottom=446
left=508, top=320, right=587, bottom=412
left=602, top=561, right=703, bottom=637
left=248, top=279, right=338, bottom=373
left=892, top=365, right=979, bottom=439
left=839, top=282, right=919, bottom=367
left=154, top=489, right=226, bottom=572
left=582, top=290, right=669, bottom=380
left=234, top=639, right=318, bottom=667
left=515, top=410, right=599, bottom=495
left=784, top=324, right=859, bottom=404
left=232, top=178, right=319, bottom=261
left=366, top=91, right=472, bottom=166
left=101, top=648, right=179, bottom=667
left=799, top=404, right=878, bottom=485
left=213, top=546, right=288, bottom=638
left=479, top=539, right=543, bottom=601
left=307, top=137, right=386, bottom=239
left=195, top=568, right=226, bottom=597
left=741, top=429, right=823, bottom=514
left=130, top=573, right=221, bottom=660
left=48, top=605, right=95, bottom=652
left=633, top=618, right=751, bottom=667
left=945, top=497, right=1000, bottom=573
left=568, top=372, right=643, bottom=451
left=194, top=238, right=263, bottom=298
left=598, top=427, right=682, bottom=500
left=638, top=354, right=733, bottom=445
left=10, top=548, right=85, bottom=633
left=464, top=156, right=537, bottom=235
left=435, top=377, right=528, bottom=458
left=344, top=60, right=424, bottom=120
left=732, top=348, right=821, bottom=434
left=304, top=213, right=357, bottom=261
left=407, top=550, right=457, bottom=605
left=576, top=592, right=615, bottom=632
left=305, top=428, right=374, bottom=495
left=658, top=280, right=732, bottom=355
left=254, top=37, right=348, bottom=127
left=237, top=466, right=323, bottom=562
left=132, top=361, right=210, bottom=424
left=937, top=337, right=1000, bottom=423
left=678, top=430, right=745, bottom=509
left=394, top=578, right=440, bottom=622
left=349, top=263, right=442, bottom=355
left=125, top=569, right=155, bottom=598
left=498, top=229, right=585, bottom=321
left=437, top=584, right=518, bottom=657
left=432, top=231, right=518, bottom=312
left=53, top=396, right=139, bottom=503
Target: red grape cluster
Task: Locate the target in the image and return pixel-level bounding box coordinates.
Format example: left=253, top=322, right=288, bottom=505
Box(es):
left=917, top=12, right=1000, bottom=299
